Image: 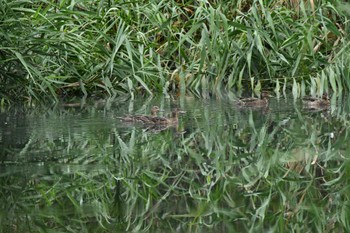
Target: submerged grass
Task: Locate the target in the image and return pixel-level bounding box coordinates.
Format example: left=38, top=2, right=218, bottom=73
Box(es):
left=1, top=0, right=350, bottom=103
left=1, top=97, right=350, bottom=231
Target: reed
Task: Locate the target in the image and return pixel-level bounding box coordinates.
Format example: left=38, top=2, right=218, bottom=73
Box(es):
left=1, top=0, right=349, bottom=103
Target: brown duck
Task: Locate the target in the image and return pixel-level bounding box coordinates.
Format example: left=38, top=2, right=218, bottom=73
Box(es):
left=235, top=91, right=270, bottom=107
left=144, top=108, right=183, bottom=125
left=117, top=106, right=160, bottom=123
left=302, top=94, right=330, bottom=109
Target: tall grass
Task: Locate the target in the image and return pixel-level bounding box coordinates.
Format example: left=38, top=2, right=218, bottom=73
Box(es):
left=1, top=0, right=350, bottom=103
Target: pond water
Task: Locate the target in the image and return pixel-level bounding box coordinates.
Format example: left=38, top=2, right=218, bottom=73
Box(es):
left=1, top=94, right=350, bottom=232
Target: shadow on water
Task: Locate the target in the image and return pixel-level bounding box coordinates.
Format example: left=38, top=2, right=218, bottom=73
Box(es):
left=1, top=94, right=350, bottom=232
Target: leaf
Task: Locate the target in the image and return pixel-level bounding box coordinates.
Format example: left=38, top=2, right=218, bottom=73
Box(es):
left=292, top=78, right=299, bottom=100
left=274, top=79, right=280, bottom=98
left=292, top=54, right=301, bottom=77
left=329, top=68, right=337, bottom=93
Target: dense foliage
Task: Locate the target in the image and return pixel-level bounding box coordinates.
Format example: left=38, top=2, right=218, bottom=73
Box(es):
left=1, top=0, right=350, bottom=103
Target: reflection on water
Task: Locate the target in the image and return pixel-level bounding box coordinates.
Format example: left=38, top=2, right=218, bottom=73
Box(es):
left=0, top=95, right=350, bottom=232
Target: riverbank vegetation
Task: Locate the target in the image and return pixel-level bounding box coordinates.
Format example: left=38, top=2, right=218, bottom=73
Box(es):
left=1, top=0, right=350, bottom=103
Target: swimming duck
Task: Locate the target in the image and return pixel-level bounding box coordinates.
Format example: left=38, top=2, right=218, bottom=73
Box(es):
left=117, top=106, right=161, bottom=123
left=144, top=108, right=183, bottom=125
left=235, top=91, right=270, bottom=107
left=302, top=94, right=330, bottom=109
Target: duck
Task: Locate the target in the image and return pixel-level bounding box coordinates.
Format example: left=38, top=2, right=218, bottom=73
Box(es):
left=302, top=94, right=330, bottom=109
left=144, top=108, right=183, bottom=125
left=235, top=91, right=270, bottom=107
left=117, top=106, right=161, bottom=123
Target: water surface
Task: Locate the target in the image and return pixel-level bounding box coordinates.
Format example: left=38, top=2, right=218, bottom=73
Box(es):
left=1, top=94, right=349, bottom=232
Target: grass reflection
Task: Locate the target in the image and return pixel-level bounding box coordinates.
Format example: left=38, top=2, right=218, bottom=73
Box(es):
left=1, top=97, right=350, bottom=232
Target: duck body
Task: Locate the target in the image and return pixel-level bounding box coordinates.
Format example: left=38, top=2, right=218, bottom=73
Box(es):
left=144, top=108, right=180, bottom=125
left=148, top=116, right=178, bottom=125
left=117, top=115, right=153, bottom=123
left=302, top=94, right=330, bottom=109
left=235, top=92, right=269, bottom=107
left=236, top=97, right=268, bottom=107
left=117, top=106, right=160, bottom=123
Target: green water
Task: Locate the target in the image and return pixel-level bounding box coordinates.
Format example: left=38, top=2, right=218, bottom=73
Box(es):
left=1, top=95, right=350, bottom=232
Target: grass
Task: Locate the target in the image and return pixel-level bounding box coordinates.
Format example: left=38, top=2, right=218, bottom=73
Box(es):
left=1, top=0, right=350, bottom=104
